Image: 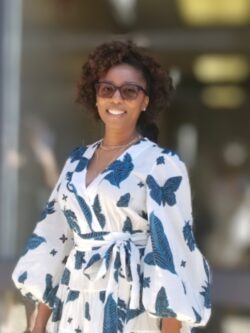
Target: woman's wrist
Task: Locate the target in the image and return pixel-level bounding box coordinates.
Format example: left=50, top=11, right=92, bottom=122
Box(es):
left=32, top=320, right=47, bottom=332
left=161, top=317, right=181, bottom=333
left=32, top=323, right=47, bottom=330
left=32, top=303, right=52, bottom=332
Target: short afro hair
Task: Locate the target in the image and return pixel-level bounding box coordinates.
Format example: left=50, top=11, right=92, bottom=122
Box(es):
left=76, top=40, right=174, bottom=129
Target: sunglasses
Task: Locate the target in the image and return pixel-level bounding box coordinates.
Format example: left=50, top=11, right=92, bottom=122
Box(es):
left=95, top=81, right=148, bottom=100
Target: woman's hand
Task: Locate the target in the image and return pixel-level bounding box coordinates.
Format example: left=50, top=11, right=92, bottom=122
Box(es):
left=31, top=303, right=52, bottom=333
left=161, top=317, right=181, bottom=333
left=31, top=329, right=46, bottom=333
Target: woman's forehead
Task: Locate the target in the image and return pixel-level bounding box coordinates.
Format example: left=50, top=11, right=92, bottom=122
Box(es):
left=100, top=63, right=146, bottom=84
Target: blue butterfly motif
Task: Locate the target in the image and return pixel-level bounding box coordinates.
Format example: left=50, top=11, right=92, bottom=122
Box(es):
left=103, top=294, right=118, bottom=333
left=155, top=287, right=176, bottom=317
left=38, top=200, right=56, bottom=222
left=117, top=193, right=130, bottom=207
left=104, top=153, right=134, bottom=188
left=146, top=175, right=182, bottom=206
left=66, top=290, right=80, bottom=303
left=192, top=306, right=202, bottom=323
left=75, top=156, right=89, bottom=172
left=183, top=221, right=196, bottom=251
left=200, top=281, right=211, bottom=309
left=67, top=183, right=93, bottom=230
left=61, top=268, right=71, bottom=286
left=144, top=212, right=176, bottom=274
left=93, top=195, right=106, bottom=229
left=51, top=296, right=63, bottom=322
left=63, top=209, right=81, bottom=234
left=85, top=302, right=91, bottom=321
left=18, top=271, right=27, bottom=283
left=69, top=146, right=87, bottom=163
left=22, top=233, right=46, bottom=255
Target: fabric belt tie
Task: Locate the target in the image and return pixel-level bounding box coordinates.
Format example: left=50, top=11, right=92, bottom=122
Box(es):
left=74, top=231, right=148, bottom=309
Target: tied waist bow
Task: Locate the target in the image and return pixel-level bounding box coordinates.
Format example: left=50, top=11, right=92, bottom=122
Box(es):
left=73, top=231, right=148, bottom=309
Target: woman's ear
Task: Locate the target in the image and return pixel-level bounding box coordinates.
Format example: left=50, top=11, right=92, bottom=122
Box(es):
left=143, top=96, right=149, bottom=111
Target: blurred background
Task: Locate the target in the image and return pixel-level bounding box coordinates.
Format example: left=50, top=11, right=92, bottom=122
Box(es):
left=0, top=0, right=250, bottom=332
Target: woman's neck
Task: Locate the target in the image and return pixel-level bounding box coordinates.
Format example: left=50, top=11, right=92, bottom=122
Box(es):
left=102, top=128, right=139, bottom=146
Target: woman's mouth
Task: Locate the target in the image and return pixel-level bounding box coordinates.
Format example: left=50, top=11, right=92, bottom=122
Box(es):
left=106, top=109, right=126, bottom=116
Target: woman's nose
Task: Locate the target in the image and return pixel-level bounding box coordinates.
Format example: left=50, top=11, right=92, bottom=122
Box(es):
left=111, top=88, right=123, bottom=101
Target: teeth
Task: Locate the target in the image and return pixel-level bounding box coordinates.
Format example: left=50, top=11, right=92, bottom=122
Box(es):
left=107, top=109, right=125, bottom=115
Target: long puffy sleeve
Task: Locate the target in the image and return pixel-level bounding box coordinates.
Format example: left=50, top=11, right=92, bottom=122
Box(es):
left=142, top=153, right=211, bottom=329
left=12, top=156, right=74, bottom=308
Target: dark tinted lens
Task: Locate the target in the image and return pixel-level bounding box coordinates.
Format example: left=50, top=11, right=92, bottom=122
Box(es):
left=96, top=82, right=115, bottom=98
left=121, top=84, right=139, bottom=100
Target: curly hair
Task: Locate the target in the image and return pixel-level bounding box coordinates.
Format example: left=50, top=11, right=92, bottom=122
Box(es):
left=76, top=40, right=174, bottom=135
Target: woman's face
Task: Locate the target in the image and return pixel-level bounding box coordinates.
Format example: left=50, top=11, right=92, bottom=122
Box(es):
left=95, top=63, right=149, bottom=132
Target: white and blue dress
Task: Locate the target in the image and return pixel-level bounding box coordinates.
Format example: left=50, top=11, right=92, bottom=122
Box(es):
left=12, top=137, right=211, bottom=333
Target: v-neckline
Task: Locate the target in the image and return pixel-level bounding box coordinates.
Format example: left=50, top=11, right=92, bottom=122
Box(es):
left=84, top=137, right=146, bottom=191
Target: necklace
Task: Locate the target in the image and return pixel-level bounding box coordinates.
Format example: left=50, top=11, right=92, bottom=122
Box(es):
left=95, top=145, right=123, bottom=166
left=100, top=134, right=141, bottom=151
left=95, top=134, right=141, bottom=169
left=86, top=134, right=141, bottom=187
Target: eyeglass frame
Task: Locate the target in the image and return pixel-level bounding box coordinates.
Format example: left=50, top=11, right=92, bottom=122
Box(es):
left=94, top=80, right=149, bottom=100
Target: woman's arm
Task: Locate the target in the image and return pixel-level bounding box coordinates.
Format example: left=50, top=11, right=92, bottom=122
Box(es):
left=161, top=317, right=181, bottom=333
left=31, top=303, right=52, bottom=333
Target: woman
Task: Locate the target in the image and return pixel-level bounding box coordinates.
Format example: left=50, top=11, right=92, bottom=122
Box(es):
left=12, top=40, right=211, bottom=333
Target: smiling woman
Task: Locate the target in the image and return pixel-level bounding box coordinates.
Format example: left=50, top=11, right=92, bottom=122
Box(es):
left=12, top=40, right=211, bottom=333
left=76, top=40, right=173, bottom=136
left=95, top=63, right=149, bottom=131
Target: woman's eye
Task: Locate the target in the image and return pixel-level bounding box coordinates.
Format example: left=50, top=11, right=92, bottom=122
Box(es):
left=124, top=86, right=137, bottom=95
left=102, top=85, right=113, bottom=93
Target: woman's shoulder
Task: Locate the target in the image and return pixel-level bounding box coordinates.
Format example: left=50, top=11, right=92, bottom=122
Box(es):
left=144, top=138, right=184, bottom=167
left=143, top=139, right=189, bottom=184
left=67, top=145, right=87, bottom=161
left=66, top=139, right=101, bottom=163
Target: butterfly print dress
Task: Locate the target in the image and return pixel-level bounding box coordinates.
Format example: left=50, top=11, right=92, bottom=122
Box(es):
left=12, top=137, right=211, bottom=333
